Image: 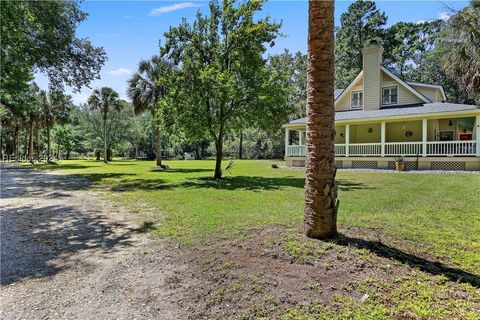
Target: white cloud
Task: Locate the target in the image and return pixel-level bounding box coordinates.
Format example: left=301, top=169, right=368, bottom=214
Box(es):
left=107, top=68, right=133, bottom=76
left=438, top=12, right=451, bottom=21
left=148, top=2, right=200, bottom=16
left=416, top=20, right=427, bottom=24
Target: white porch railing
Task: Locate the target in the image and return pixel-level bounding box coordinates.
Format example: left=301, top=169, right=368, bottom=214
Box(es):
left=286, top=141, right=477, bottom=157
left=427, top=141, right=477, bottom=156
left=286, top=145, right=305, bottom=156
left=335, top=144, right=346, bottom=156
left=348, top=143, right=382, bottom=156
left=385, top=142, right=422, bottom=156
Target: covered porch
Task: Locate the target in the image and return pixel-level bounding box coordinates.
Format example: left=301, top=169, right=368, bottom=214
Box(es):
left=285, top=114, right=480, bottom=170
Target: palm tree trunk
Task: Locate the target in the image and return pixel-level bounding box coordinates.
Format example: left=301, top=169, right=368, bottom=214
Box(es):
left=304, top=0, right=338, bottom=239
left=103, top=117, right=108, bottom=163
left=155, top=123, right=162, bottom=167
left=47, top=125, right=51, bottom=162
left=28, top=119, right=34, bottom=164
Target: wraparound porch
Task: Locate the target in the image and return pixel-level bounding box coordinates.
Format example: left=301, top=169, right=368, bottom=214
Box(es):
left=284, top=115, right=480, bottom=170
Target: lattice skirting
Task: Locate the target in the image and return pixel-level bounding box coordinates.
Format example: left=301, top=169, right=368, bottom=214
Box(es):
left=430, top=161, right=466, bottom=171
left=405, top=161, right=418, bottom=170
left=335, top=160, right=344, bottom=169
left=352, top=160, right=378, bottom=169
left=387, top=161, right=419, bottom=170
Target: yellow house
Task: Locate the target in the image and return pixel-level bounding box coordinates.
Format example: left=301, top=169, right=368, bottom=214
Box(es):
left=284, top=44, right=480, bottom=170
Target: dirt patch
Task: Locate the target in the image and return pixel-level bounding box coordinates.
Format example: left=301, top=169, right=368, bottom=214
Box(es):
left=169, top=226, right=480, bottom=319
left=0, top=164, right=186, bottom=319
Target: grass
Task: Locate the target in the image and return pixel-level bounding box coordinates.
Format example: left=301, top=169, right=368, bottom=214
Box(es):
left=29, top=159, right=480, bottom=274
left=21, top=159, right=480, bottom=318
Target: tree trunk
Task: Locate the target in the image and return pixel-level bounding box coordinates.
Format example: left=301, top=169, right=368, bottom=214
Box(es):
left=213, top=128, right=224, bottom=180
left=36, top=123, right=41, bottom=161
left=66, top=150, right=70, bottom=160
left=195, top=146, right=201, bottom=160
left=304, top=0, right=338, bottom=239
left=103, top=117, right=108, bottom=163
left=135, top=144, right=138, bottom=160
left=47, top=125, right=51, bottom=162
left=13, top=126, right=19, bottom=160
left=28, top=119, right=34, bottom=164
left=155, top=123, right=162, bottom=167
left=238, top=132, right=243, bottom=159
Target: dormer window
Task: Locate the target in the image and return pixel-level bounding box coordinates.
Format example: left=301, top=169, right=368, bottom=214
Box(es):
left=382, top=86, right=398, bottom=105
left=351, top=90, right=363, bottom=109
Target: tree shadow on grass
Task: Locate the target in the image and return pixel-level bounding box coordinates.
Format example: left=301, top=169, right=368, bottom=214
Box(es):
left=111, top=178, right=170, bottom=191
left=331, top=234, right=480, bottom=288
left=150, top=168, right=213, bottom=174
left=109, top=176, right=373, bottom=192
left=181, top=176, right=373, bottom=192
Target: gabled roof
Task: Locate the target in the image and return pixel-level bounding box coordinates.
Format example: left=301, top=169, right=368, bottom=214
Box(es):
left=380, top=66, right=431, bottom=103
left=334, top=71, right=363, bottom=103
left=334, top=89, right=344, bottom=99
left=406, top=81, right=447, bottom=102
left=334, top=67, right=437, bottom=106
left=287, top=102, right=479, bottom=125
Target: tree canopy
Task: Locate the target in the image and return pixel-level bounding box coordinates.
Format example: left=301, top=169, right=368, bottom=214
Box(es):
left=161, top=0, right=292, bottom=179
left=0, top=0, right=107, bottom=102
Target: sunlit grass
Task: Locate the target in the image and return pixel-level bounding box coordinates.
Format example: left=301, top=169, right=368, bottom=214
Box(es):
left=30, top=159, right=480, bottom=274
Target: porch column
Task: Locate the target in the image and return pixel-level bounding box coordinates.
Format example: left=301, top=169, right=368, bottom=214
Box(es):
left=381, top=122, right=386, bottom=157
left=422, top=119, right=427, bottom=157
left=476, top=115, right=480, bottom=157
left=285, top=128, right=290, bottom=157
left=345, top=124, right=350, bottom=157
left=299, top=130, right=304, bottom=146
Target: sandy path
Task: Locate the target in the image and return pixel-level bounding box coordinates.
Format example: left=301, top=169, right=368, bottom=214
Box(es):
left=0, top=164, right=185, bottom=319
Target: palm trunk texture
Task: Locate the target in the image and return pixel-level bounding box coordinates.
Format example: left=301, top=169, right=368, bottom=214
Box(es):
left=303, top=0, right=338, bottom=239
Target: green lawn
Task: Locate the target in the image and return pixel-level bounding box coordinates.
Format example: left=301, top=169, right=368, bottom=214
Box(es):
left=33, top=159, right=480, bottom=275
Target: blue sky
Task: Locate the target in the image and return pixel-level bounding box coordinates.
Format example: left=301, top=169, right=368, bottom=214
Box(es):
left=35, top=0, right=469, bottom=104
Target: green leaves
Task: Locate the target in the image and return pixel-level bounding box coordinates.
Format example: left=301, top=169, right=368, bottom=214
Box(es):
left=0, top=0, right=106, bottom=97
left=161, top=0, right=289, bottom=178
left=335, top=0, right=387, bottom=88
left=162, top=0, right=288, bottom=138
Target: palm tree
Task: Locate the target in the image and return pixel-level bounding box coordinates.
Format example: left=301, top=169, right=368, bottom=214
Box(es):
left=438, top=1, right=480, bottom=101
left=39, top=90, right=72, bottom=162
left=87, top=87, right=121, bottom=163
left=127, top=55, right=174, bottom=168
left=304, top=0, right=338, bottom=239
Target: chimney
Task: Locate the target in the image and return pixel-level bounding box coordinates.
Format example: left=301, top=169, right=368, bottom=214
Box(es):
left=362, top=44, right=384, bottom=110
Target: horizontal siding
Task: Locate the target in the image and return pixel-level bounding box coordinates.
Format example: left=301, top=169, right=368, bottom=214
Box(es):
left=335, top=82, right=363, bottom=111
left=363, top=50, right=381, bottom=110
left=410, top=85, right=442, bottom=102
left=381, top=72, right=423, bottom=106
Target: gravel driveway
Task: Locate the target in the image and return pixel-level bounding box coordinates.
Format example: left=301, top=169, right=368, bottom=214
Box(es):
left=0, top=164, right=185, bottom=319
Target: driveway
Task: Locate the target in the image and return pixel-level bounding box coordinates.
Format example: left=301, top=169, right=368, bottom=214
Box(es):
left=0, top=164, right=185, bottom=319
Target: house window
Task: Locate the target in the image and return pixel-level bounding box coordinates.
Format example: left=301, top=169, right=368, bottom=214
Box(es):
left=351, top=90, right=363, bottom=109
left=382, top=86, right=398, bottom=105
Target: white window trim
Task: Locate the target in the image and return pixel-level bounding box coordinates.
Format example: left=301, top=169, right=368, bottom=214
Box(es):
left=350, top=90, right=363, bottom=110
left=382, top=85, right=399, bottom=106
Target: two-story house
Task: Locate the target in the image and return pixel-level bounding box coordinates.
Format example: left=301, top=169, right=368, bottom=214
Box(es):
left=284, top=44, right=480, bottom=171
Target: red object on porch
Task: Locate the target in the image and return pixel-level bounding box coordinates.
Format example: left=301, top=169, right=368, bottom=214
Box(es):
left=459, top=133, right=472, bottom=141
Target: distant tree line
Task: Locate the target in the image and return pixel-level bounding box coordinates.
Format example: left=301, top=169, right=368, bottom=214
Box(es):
left=1, top=0, right=478, bottom=178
